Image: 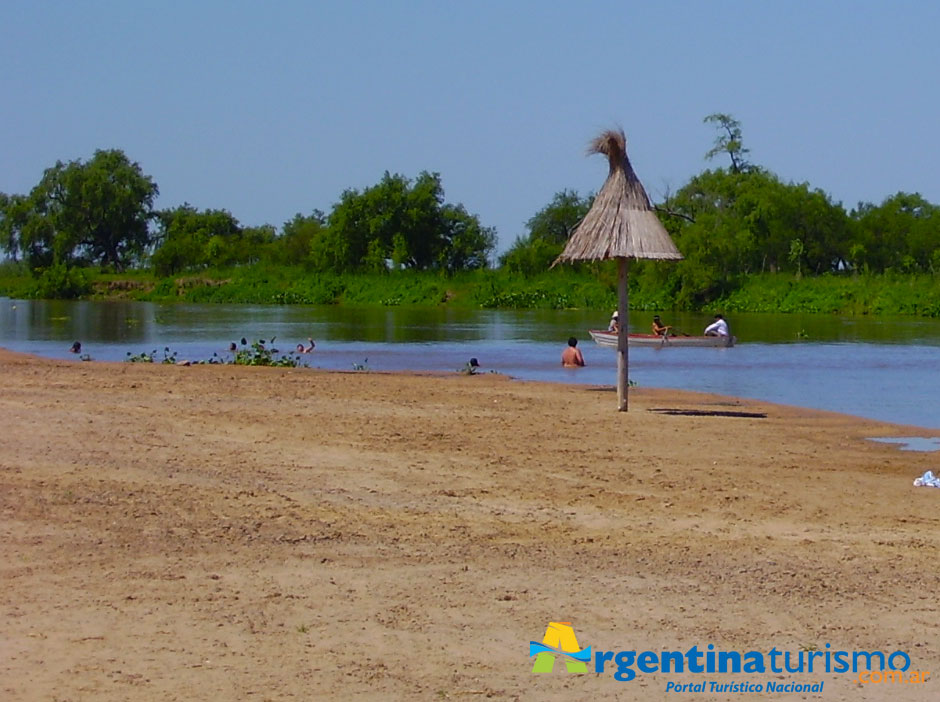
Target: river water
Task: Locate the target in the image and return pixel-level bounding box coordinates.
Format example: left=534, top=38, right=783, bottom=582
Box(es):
left=2, top=298, right=939, bottom=429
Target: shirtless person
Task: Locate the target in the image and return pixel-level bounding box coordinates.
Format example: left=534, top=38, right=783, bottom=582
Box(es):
left=561, top=337, right=585, bottom=367
left=651, top=315, right=672, bottom=337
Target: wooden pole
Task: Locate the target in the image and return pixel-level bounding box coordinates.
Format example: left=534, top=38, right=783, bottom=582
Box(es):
left=617, top=257, right=630, bottom=411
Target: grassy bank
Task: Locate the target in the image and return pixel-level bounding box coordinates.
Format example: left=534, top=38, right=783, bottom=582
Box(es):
left=3, top=262, right=940, bottom=317
left=715, top=273, right=940, bottom=316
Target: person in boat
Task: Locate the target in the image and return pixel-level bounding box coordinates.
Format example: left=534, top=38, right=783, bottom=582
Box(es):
left=608, top=310, right=619, bottom=333
left=704, top=314, right=730, bottom=337
left=561, top=337, right=585, bottom=367
left=651, top=315, right=672, bottom=337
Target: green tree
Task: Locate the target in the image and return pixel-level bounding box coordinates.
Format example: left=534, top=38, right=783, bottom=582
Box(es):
left=271, top=210, right=326, bottom=265
left=500, top=190, right=592, bottom=275
left=390, top=232, right=409, bottom=270
left=402, top=171, right=446, bottom=268
left=788, top=238, right=805, bottom=278
left=17, top=150, right=158, bottom=271
left=0, top=193, right=28, bottom=262
left=238, top=224, right=276, bottom=265
left=524, top=189, right=591, bottom=244
left=363, top=238, right=388, bottom=272
left=437, top=204, right=496, bottom=272
left=308, top=226, right=350, bottom=272
left=500, top=236, right=565, bottom=276
left=327, top=173, right=407, bottom=271
left=660, top=167, right=851, bottom=302
left=704, top=113, right=751, bottom=173
left=851, top=193, right=940, bottom=272
left=151, top=205, right=241, bottom=275
left=325, top=171, right=493, bottom=273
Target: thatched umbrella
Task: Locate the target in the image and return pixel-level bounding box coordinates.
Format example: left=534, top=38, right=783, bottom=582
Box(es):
left=555, top=128, right=682, bottom=410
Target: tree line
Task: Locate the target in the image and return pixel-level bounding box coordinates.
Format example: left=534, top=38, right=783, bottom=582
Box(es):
left=503, top=115, right=940, bottom=305
left=0, top=154, right=496, bottom=289
left=3, top=114, right=940, bottom=306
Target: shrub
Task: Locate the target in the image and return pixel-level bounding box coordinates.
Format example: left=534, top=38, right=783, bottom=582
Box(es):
left=32, top=264, right=91, bottom=299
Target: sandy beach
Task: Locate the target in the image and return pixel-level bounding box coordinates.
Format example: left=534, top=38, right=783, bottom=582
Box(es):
left=1, top=348, right=937, bottom=701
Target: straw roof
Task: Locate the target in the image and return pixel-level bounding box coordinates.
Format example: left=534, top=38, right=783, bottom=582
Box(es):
left=554, top=129, right=682, bottom=263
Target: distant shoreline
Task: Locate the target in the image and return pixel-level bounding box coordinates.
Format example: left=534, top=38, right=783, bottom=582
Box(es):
left=3, top=266, right=940, bottom=317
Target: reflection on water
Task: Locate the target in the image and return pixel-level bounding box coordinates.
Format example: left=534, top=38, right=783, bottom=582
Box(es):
left=869, top=437, right=940, bottom=452
left=3, top=298, right=940, bottom=429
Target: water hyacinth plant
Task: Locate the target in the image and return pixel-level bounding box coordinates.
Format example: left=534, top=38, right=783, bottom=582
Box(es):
left=125, top=347, right=178, bottom=364
left=231, top=337, right=303, bottom=367
left=123, top=338, right=305, bottom=367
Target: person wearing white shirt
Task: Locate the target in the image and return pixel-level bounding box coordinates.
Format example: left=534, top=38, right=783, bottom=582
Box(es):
left=703, top=314, right=729, bottom=337
left=608, top=310, right=619, bottom=333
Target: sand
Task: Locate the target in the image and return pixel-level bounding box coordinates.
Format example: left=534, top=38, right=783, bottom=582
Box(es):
left=1, top=349, right=937, bottom=701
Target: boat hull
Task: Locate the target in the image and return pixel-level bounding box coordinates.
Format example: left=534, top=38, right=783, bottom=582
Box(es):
left=588, top=330, right=735, bottom=348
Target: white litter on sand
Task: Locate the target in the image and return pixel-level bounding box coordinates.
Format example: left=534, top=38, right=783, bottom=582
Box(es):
left=913, top=470, right=940, bottom=488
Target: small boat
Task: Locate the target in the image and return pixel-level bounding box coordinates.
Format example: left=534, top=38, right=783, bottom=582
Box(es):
left=588, top=330, right=736, bottom=348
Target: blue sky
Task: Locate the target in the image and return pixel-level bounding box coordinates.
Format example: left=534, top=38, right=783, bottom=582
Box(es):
left=2, top=1, right=939, bottom=253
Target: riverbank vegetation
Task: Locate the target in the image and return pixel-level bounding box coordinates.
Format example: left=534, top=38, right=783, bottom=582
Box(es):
left=3, top=114, right=940, bottom=316
left=3, top=261, right=940, bottom=317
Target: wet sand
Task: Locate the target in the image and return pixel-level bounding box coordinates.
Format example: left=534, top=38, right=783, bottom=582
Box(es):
left=1, top=349, right=937, bottom=701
